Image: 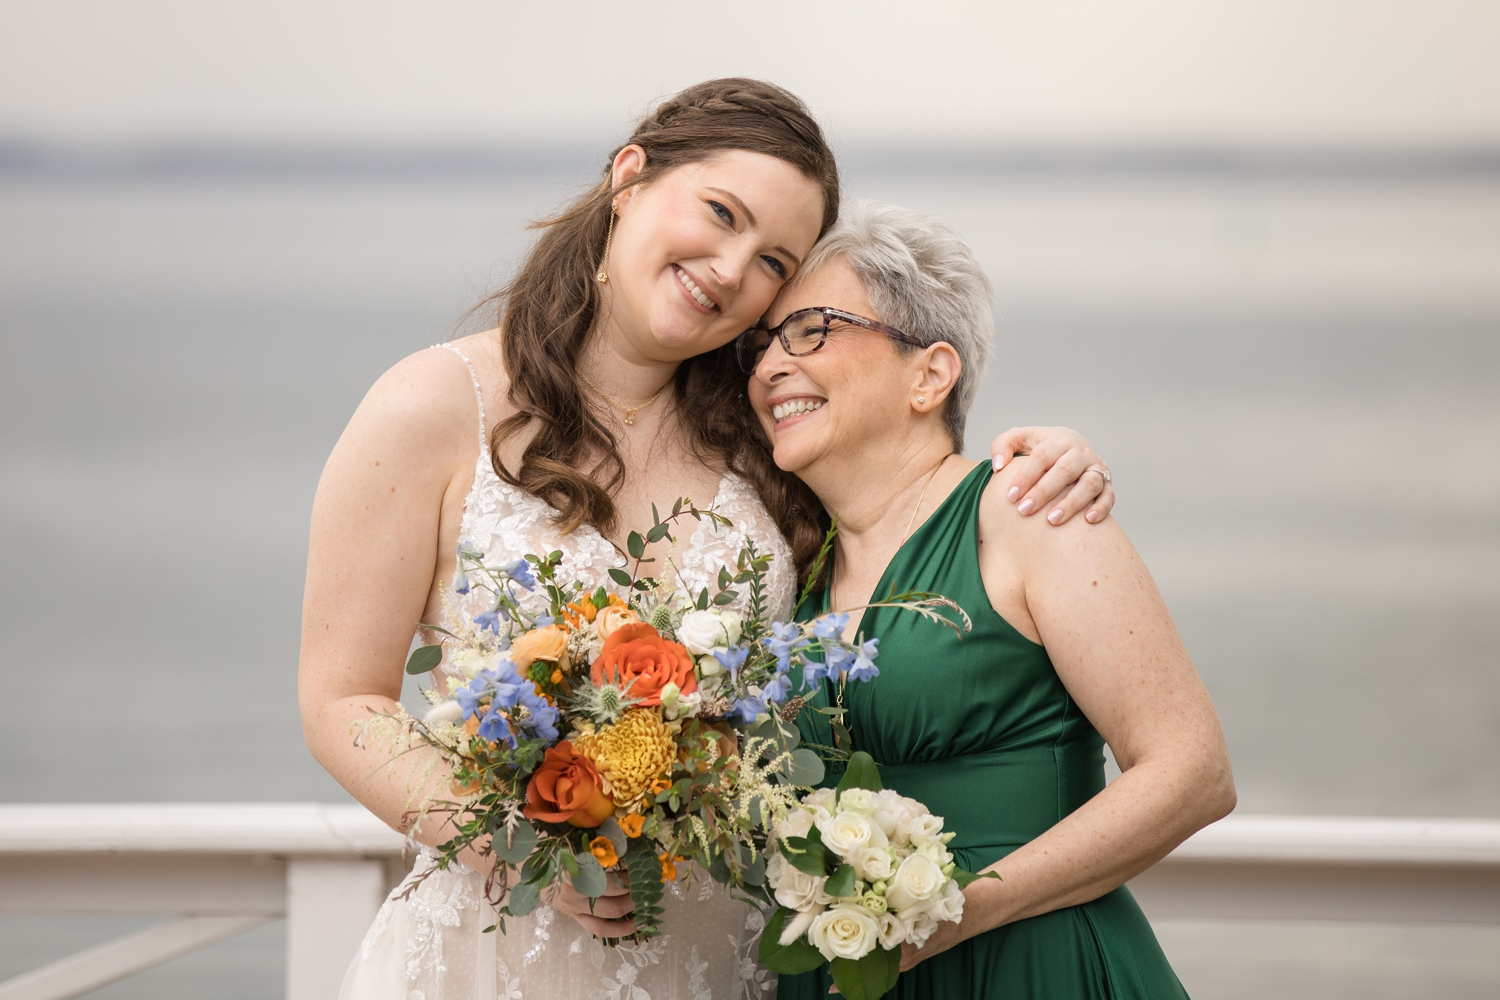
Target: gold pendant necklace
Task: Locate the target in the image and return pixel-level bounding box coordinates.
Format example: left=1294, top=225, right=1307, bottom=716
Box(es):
left=578, top=371, right=671, bottom=426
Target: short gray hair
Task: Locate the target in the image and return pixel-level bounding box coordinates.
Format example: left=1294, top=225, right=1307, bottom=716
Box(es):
left=793, top=200, right=993, bottom=449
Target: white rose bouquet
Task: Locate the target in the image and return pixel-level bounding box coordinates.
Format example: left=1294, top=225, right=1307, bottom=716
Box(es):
left=757, top=752, right=997, bottom=1000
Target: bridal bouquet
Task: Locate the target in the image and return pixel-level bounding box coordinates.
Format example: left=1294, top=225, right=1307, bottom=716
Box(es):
left=366, top=499, right=965, bottom=942
left=757, top=752, right=997, bottom=1000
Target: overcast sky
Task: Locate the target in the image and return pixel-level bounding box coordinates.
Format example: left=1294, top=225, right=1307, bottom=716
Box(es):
left=3, top=0, right=1498, bottom=148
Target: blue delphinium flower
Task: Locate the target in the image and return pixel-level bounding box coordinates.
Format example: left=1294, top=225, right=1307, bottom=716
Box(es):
left=729, top=694, right=767, bottom=724
left=802, top=642, right=853, bottom=686
left=761, top=669, right=793, bottom=704
left=501, top=558, right=537, bottom=591
left=713, top=644, right=749, bottom=678
left=452, top=565, right=472, bottom=595
left=457, top=541, right=485, bottom=561
left=811, top=613, right=849, bottom=640
left=472, top=607, right=506, bottom=635
left=477, top=705, right=515, bottom=744
left=456, top=658, right=560, bottom=748
left=847, top=637, right=880, bottom=683
left=533, top=613, right=555, bottom=628
left=765, top=621, right=810, bottom=673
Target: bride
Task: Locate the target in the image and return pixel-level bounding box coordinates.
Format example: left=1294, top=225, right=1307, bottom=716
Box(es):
left=299, top=78, right=1116, bottom=1000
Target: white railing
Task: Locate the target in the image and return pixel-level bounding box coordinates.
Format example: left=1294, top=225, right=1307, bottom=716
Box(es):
left=1, top=806, right=1497, bottom=1000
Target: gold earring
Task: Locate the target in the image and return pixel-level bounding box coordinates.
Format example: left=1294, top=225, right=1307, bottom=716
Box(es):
left=596, top=205, right=616, bottom=283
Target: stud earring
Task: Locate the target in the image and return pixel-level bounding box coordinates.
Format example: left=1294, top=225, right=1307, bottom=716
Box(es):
left=917, top=396, right=925, bottom=404
left=596, top=204, right=616, bottom=283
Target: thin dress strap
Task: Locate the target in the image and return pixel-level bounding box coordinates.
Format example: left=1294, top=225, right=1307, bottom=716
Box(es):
left=435, top=343, right=487, bottom=454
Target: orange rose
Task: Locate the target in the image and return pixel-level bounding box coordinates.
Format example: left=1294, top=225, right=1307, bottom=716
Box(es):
left=595, top=605, right=642, bottom=641
left=511, top=625, right=570, bottom=671
left=592, top=623, right=695, bottom=707
left=589, top=836, right=619, bottom=868
left=524, top=741, right=615, bottom=828
left=618, top=813, right=645, bottom=838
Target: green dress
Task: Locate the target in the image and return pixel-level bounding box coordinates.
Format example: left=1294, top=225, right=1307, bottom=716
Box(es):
left=779, top=462, right=1189, bottom=1000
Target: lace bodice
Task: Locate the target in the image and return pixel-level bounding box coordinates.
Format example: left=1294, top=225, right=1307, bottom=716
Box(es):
left=442, top=343, right=796, bottom=640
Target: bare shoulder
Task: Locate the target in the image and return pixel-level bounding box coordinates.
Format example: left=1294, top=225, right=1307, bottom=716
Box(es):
left=323, top=344, right=492, bottom=486
left=980, top=462, right=1133, bottom=568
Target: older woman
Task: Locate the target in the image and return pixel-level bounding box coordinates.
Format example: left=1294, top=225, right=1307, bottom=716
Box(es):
left=744, top=202, right=1235, bottom=999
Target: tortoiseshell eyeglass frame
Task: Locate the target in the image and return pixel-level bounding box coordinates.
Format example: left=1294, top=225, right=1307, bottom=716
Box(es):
left=735, top=306, right=925, bottom=373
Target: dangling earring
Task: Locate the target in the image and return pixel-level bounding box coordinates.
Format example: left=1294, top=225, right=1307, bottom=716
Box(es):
left=596, top=204, right=616, bottom=283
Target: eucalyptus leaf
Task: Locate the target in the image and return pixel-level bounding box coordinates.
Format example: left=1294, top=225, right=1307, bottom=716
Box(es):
left=492, top=821, right=538, bottom=866
left=741, top=856, right=766, bottom=888
left=779, top=833, right=827, bottom=877
left=757, top=906, right=826, bottom=974
left=837, top=751, right=883, bottom=794
left=608, top=568, right=633, bottom=586
left=830, top=946, right=900, bottom=1000
left=823, top=863, right=857, bottom=898
left=627, top=531, right=645, bottom=559
left=951, top=867, right=1002, bottom=890
left=404, top=644, right=443, bottom=675
left=785, top=748, right=825, bottom=786
left=506, top=879, right=541, bottom=917
left=571, top=852, right=607, bottom=898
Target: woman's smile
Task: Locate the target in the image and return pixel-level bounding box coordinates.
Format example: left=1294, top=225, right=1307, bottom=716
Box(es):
left=671, top=263, right=720, bottom=313
left=768, top=394, right=827, bottom=427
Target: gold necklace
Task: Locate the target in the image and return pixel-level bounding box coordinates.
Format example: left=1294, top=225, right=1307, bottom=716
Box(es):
left=829, top=457, right=948, bottom=614
left=578, top=371, right=671, bottom=425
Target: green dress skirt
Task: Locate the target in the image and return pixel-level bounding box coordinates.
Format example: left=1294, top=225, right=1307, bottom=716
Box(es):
left=779, top=462, right=1189, bottom=1000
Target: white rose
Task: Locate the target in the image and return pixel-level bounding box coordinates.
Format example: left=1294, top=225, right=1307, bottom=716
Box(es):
left=678, top=610, right=730, bottom=655
left=696, top=653, right=722, bottom=677
left=817, top=812, right=874, bottom=858
left=776, top=809, right=815, bottom=842
left=871, top=789, right=910, bottom=839
left=802, top=788, right=838, bottom=820
left=906, top=910, right=940, bottom=949
left=449, top=648, right=501, bottom=680
left=929, top=878, right=966, bottom=924
left=908, top=813, right=947, bottom=846
left=885, top=854, right=945, bottom=913
left=915, top=840, right=952, bottom=867
left=851, top=846, right=896, bottom=882
left=838, top=788, right=876, bottom=816
left=772, top=862, right=833, bottom=911
left=718, top=610, right=743, bottom=645
left=807, top=903, right=880, bottom=961
left=876, top=910, right=910, bottom=951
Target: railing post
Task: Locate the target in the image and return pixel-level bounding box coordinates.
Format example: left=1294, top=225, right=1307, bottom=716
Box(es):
left=285, top=857, right=387, bottom=1000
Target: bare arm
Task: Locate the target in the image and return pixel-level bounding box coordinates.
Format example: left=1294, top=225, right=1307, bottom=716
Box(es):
left=297, top=348, right=478, bottom=849
left=902, top=465, right=1233, bottom=970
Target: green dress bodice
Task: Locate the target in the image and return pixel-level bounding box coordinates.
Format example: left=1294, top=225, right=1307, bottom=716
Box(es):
left=780, top=462, right=1188, bottom=1000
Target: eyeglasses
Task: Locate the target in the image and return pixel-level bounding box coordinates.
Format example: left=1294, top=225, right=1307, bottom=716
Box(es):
left=735, top=306, right=923, bottom=373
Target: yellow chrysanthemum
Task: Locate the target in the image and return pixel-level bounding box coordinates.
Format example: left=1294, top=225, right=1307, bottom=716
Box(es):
left=574, top=709, right=676, bottom=810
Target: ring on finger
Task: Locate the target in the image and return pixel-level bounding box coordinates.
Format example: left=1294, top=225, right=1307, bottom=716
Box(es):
left=1085, top=467, right=1111, bottom=486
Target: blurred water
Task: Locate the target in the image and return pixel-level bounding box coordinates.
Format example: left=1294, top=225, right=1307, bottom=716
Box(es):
left=1, top=161, right=1497, bottom=996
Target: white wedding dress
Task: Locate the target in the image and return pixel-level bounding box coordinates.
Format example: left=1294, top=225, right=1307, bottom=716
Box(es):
left=340, top=344, right=796, bottom=1000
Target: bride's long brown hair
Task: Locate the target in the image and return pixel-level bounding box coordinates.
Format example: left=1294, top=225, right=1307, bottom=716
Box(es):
left=486, top=78, right=837, bottom=580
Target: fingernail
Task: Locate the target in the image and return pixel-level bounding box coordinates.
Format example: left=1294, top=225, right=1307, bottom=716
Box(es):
left=1086, top=510, right=1099, bottom=523
left=1007, top=486, right=1020, bottom=502
left=992, top=455, right=1005, bottom=471
left=1048, top=508, right=1063, bottom=524
left=1017, top=498, right=1035, bottom=515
